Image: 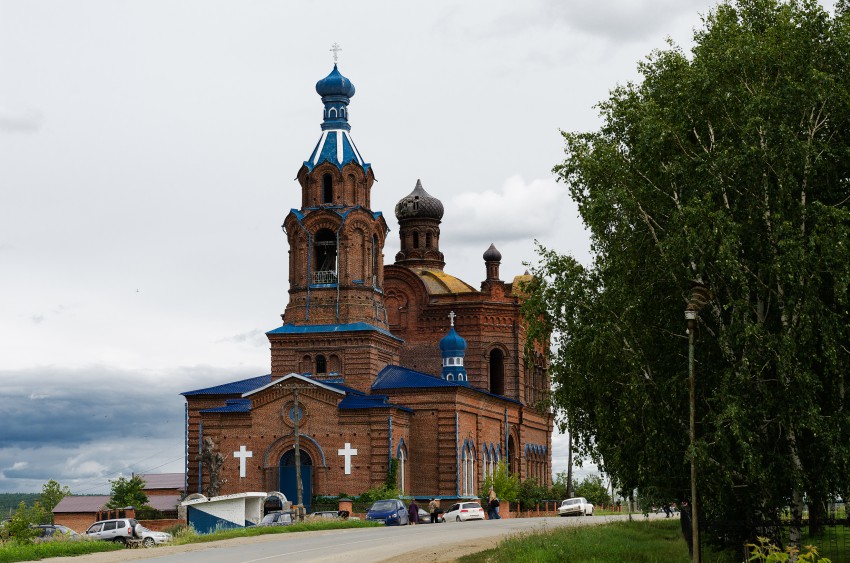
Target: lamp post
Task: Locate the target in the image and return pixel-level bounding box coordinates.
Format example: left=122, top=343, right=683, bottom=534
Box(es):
left=685, top=283, right=709, bottom=563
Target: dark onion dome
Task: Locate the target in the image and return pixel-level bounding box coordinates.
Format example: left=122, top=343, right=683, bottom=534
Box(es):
left=315, top=64, right=356, bottom=98
left=395, top=179, right=444, bottom=221
left=483, top=243, right=502, bottom=262
left=439, top=326, right=467, bottom=353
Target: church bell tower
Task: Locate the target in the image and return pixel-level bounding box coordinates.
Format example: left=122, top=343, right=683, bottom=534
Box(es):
left=269, top=61, right=401, bottom=391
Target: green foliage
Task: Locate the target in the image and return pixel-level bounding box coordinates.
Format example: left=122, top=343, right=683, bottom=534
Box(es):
left=106, top=475, right=148, bottom=509
left=6, top=501, right=48, bottom=544
left=746, top=537, right=832, bottom=563
left=354, top=485, right=402, bottom=504
left=523, top=0, right=850, bottom=548
left=516, top=478, right=548, bottom=509
left=385, top=458, right=399, bottom=489
left=0, top=495, right=40, bottom=519
left=551, top=471, right=570, bottom=501
left=479, top=461, right=520, bottom=503
left=134, top=506, right=165, bottom=520
left=168, top=519, right=377, bottom=545
left=39, top=480, right=71, bottom=518
left=574, top=475, right=612, bottom=506
left=457, top=520, right=696, bottom=563
left=0, top=537, right=122, bottom=562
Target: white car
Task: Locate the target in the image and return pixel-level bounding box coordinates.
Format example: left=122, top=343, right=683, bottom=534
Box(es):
left=135, top=526, right=172, bottom=547
left=444, top=501, right=485, bottom=522
left=558, top=497, right=594, bottom=516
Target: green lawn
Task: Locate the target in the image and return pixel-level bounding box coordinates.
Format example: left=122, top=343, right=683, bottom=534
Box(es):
left=0, top=519, right=379, bottom=562
left=458, top=520, right=736, bottom=563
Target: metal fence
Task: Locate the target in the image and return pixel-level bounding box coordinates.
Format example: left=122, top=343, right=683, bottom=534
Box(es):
left=703, top=518, right=850, bottom=561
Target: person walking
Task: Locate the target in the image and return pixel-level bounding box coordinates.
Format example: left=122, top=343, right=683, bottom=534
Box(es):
left=429, top=498, right=440, bottom=524
left=408, top=499, right=420, bottom=525
left=487, top=487, right=501, bottom=519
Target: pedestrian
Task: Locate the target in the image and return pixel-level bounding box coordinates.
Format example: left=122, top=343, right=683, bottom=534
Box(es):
left=487, top=487, right=501, bottom=519
left=429, top=498, right=440, bottom=524
left=408, top=499, right=420, bottom=525
left=663, top=503, right=672, bottom=518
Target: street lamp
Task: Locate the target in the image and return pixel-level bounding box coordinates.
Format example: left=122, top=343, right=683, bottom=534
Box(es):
left=685, top=283, right=709, bottom=563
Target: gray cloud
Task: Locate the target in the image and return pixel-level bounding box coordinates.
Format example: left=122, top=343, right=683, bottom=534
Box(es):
left=0, top=105, right=43, bottom=132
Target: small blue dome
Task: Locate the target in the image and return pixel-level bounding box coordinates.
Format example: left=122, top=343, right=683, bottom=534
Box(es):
left=440, top=326, right=467, bottom=353
left=316, top=64, right=356, bottom=98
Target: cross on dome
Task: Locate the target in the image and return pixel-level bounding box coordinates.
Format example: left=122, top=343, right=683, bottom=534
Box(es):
left=448, top=311, right=456, bottom=327
left=330, top=42, right=342, bottom=64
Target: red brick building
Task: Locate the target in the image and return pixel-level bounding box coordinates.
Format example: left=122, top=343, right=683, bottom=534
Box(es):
left=182, top=64, right=552, bottom=509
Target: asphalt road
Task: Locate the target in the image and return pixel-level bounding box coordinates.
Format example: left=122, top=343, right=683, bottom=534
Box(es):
left=48, top=513, right=668, bottom=563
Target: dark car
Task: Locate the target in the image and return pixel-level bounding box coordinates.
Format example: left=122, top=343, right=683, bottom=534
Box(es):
left=418, top=508, right=444, bottom=523
left=365, top=499, right=409, bottom=526
left=33, top=524, right=80, bottom=542
left=259, top=511, right=293, bottom=526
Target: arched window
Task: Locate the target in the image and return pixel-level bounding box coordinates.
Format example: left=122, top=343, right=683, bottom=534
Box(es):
left=316, top=355, right=327, bottom=374
left=372, top=234, right=379, bottom=287
left=313, top=229, right=337, bottom=284
left=426, top=232, right=432, bottom=248
left=397, top=444, right=408, bottom=493
left=322, top=174, right=333, bottom=204
left=489, top=349, right=505, bottom=395
left=461, top=442, right=476, bottom=496
left=413, top=231, right=420, bottom=249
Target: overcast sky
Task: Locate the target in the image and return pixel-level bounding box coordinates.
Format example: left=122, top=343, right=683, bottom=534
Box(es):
left=0, top=0, right=836, bottom=495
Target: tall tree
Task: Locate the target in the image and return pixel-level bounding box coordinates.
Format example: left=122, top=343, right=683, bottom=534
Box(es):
left=106, top=475, right=148, bottom=509
left=40, top=480, right=71, bottom=521
left=523, top=0, right=850, bottom=548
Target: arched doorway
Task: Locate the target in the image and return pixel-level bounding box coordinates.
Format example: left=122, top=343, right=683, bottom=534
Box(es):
left=507, top=435, right=518, bottom=475
left=489, top=349, right=505, bottom=395
left=279, top=449, right=313, bottom=512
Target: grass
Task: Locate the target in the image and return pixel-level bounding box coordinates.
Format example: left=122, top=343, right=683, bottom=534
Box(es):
left=0, top=520, right=379, bottom=562
left=169, top=518, right=380, bottom=545
left=457, top=520, right=736, bottom=563
left=0, top=539, right=123, bottom=563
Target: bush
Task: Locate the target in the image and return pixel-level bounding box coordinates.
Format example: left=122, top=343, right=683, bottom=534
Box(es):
left=6, top=502, right=48, bottom=544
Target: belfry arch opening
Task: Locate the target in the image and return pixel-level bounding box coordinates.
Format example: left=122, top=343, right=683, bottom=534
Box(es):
left=313, top=229, right=337, bottom=284
left=489, top=349, right=505, bottom=395
left=322, top=174, right=333, bottom=204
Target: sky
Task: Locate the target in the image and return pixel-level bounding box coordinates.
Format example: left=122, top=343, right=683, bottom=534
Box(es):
left=0, top=0, right=837, bottom=495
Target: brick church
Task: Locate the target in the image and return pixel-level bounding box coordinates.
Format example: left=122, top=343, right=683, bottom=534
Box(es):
left=182, top=63, right=553, bottom=509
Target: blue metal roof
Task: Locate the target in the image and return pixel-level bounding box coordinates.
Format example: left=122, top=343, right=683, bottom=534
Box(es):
left=372, top=365, right=524, bottom=405
left=304, top=129, right=370, bottom=172
left=201, top=399, right=253, bottom=413
left=182, top=374, right=271, bottom=396
left=338, top=394, right=412, bottom=412
left=266, top=322, right=401, bottom=341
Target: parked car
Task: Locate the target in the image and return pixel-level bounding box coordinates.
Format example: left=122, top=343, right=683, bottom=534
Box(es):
left=259, top=511, right=294, bottom=526
left=135, top=526, right=172, bottom=547
left=418, top=508, right=445, bottom=523
left=444, top=501, right=485, bottom=522
left=365, top=499, right=409, bottom=525
left=33, top=524, right=80, bottom=542
left=558, top=497, right=594, bottom=516
left=84, top=518, right=172, bottom=547
left=85, top=518, right=140, bottom=544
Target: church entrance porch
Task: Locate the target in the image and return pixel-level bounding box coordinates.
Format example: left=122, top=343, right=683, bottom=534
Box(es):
left=275, top=449, right=313, bottom=512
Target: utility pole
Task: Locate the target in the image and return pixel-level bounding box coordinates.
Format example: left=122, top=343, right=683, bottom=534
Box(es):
left=282, top=382, right=314, bottom=523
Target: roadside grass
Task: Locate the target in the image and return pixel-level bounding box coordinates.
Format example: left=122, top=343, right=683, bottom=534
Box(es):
left=458, top=519, right=737, bottom=563
left=169, top=518, right=381, bottom=545
left=0, top=539, right=122, bottom=563
left=0, top=520, right=379, bottom=562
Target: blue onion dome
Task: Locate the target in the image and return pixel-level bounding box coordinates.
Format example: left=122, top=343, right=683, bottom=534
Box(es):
left=315, top=64, right=356, bottom=98
left=439, top=326, right=467, bottom=353
left=483, top=243, right=502, bottom=262
left=395, top=179, right=444, bottom=221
